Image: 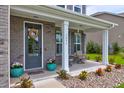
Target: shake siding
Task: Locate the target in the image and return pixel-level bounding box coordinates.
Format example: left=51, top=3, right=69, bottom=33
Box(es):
left=0, top=5, right=9, bottom=88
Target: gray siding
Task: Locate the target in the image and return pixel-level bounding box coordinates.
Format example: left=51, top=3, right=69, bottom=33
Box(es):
left=0, top=5, right=9, bottom=88
left=86, top=13, right=124, bottom=47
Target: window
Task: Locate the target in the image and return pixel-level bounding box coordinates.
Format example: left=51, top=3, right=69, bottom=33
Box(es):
left=74, top=5, right=82, bottom=13
left=57, top=5, right=65, bottom=8
left=74, top=33, right=81, bottom=52
left=56, top=31, right=62, bottom=55
left=67, top=5, right=73, bottom=10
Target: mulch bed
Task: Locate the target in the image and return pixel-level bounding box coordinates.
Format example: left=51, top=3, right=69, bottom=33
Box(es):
left=57, top=66, right=124, bottom=88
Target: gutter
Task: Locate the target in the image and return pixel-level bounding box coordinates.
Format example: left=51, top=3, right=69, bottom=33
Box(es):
left=44, top=5, right=118, bottom=27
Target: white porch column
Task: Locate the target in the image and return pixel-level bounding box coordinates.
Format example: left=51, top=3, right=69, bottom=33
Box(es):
left=102, top=30, right=109, bottom=65
left=62, top=20, right=69, bottom=72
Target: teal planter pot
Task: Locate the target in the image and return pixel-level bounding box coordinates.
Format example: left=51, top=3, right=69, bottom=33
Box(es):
left=10, top=68, right=24, bottom=77
left=47, top=63, right=57, bottom=71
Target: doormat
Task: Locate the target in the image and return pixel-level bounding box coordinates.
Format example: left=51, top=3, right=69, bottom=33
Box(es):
left=26, top=69, right=44, bottom=75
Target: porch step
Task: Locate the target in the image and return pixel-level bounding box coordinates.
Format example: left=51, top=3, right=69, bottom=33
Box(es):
left=32, top=74, right=58, bottom=83
left=70, top=65, right=106, bottom=76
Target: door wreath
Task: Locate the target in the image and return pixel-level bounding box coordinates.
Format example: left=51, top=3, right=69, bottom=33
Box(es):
left=28, top=28, right=38, bottom=39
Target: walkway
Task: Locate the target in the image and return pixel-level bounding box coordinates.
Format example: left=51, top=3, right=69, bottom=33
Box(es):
left=34, top=78, right=65, bottom=88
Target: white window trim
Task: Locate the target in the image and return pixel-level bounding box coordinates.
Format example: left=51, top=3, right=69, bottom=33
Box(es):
left=57, top=5, right=67, bottom=9
left=57, top=5, right=83, bottom=14
left=65, top=5, right=67, bottom=9
left=74, top=33, right=81, bottom=52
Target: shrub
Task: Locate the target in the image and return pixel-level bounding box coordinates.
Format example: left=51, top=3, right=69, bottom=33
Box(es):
left=96, top=68, right=104, bottom=76
left=120, top=47, right=124, bottom=53
left=112, top=42, right=120, bottom=54
left=56, top=70, right=69, bottom=80
left=105, top=65, right=112, bottom=72
left=95, top=55, right=102, bottom=62
left=16, top=76, right=33, bottom=88
left=109, top=57, right=115, bottom=65
left=94, top=43, right=102, bottom=54
left=115, top=64, right=121, bottom=69
left=87, top=41, right=95, bottom=53
left=86, top=41, right=101, bottom=54
left=78, top=71, right=88, bottom=80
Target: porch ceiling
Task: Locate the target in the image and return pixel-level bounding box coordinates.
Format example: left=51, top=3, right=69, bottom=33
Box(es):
left=10, top=5, right=118, bottom=32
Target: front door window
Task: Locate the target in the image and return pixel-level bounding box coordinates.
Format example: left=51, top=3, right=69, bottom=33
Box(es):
left=28, top=28, right=39, bottom=56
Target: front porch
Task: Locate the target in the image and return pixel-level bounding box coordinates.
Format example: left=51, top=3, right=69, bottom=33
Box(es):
left=10, top=5, right=118, bottom=88
left=10, top=60, right=106, bottom=86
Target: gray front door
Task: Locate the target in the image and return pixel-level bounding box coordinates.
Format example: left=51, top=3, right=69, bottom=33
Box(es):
left=25, top=22, right=42, bottom=70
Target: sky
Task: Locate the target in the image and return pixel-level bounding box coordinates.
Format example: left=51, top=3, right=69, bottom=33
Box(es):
left=86, top=5, right=124, bottom=15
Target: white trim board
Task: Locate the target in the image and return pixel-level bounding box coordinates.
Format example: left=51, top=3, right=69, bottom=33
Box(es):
left=23, top=21, right=44, bottom=71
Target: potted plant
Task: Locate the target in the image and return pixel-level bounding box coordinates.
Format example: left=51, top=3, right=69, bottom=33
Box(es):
left=10, top=62, right=24, bottom=77
left=47, top=58, right=57, bottom=71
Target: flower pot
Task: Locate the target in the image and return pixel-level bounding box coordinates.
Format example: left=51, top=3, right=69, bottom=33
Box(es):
left=47, top=63, right=57, bottom=71
left=10, top=68, right=24, bottom=77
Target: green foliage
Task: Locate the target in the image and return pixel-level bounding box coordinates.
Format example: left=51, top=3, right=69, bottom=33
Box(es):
left=86, top=41, right=101, bottom=54
left=86, top=41, right=95, bottom=53
left=120, top=47, right=124, bottom=53
left=94, top=43, right=102, bottom=54
left=116, top=83, right=124, bottom=88
left=56, top=70, right=69, bottom=80
left=112, top=42, right=120, bottom=54
left=109, top=57, right=115, bottom=65
left=11, top=63, right=23, bottom=69
left=95, top=55, right=102, bottom=62
left=79, top=71, right=88, bottom=80
left=87, top=54, right=124, bottom=65
left=105, top=65, right=112, bottom=72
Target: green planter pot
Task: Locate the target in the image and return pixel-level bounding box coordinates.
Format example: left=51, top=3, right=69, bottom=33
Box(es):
left=47, top=63, right=57, bottom=71
left=10, top=68, right=24, bottom=77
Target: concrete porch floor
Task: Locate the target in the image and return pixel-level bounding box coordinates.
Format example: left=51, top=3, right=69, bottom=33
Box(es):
left=10, top=60, right=106, bottom=87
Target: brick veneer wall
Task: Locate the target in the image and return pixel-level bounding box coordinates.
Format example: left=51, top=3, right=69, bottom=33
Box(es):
left=0, top=5, right=9, bottom=88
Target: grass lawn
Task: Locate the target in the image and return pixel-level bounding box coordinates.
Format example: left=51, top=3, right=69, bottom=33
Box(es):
left=86, top=54, right=124, bottom=64
left=116, top=83, right=124, bottom=88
